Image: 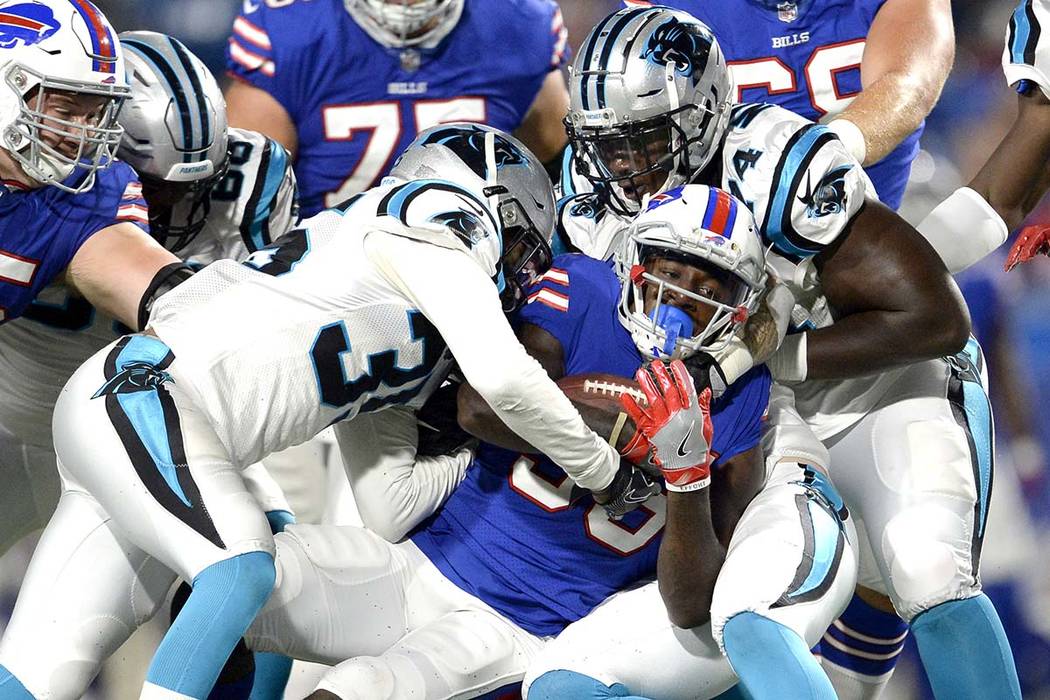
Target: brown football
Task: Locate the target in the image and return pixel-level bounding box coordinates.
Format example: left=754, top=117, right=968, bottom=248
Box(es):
left=556, top=373, right=646, bottom=449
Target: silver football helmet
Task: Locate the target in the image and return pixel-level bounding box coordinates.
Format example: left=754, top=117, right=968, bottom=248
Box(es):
left=616, top=185, right=766, bottom=360
left=344, top=0, right=463, bottom=48
left=390, top=122, right=555, bottom=313
left=118, top=31, right=229, bottom=251
left=566, top=7, right=733, bottom=216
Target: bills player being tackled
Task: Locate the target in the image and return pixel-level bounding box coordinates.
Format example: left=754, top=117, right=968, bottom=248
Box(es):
left=219, top=184, right=854, bottom=700
left=557, top=7, right=1020, bottom=699
left=0, top=124, right=626, bottom=700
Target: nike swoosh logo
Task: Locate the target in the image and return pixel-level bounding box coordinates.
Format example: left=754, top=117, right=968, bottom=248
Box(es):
left=677, top=424, right=693, bottom=458
left=622, top=490, right=650, bottom=504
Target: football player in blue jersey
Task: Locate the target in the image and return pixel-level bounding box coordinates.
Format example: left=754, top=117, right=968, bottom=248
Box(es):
left=623, top=0, right=954, bottom=213
left=233, top=184, right=856, bottom=700
left=223, top=0, right=572, bottom=217
left=558, top=7, right=1021, bottom=700
left=0, top=0, right=185, bottom=331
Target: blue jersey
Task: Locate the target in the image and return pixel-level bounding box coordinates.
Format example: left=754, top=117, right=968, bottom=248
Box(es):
left=625, top=0, right=916, bottom=210
left=413, top=254, right=771, bottom=636
left=0, top=163, right=148, bottom=325
left=227, top=0, right=569, bottom=217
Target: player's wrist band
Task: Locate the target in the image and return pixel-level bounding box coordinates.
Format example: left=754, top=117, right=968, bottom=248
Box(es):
left=767, top=332, right=808, bottom=383
left=827, top=118, right=867, bottom=165
left=137, top=262, right=196, bottom=331
left=665, top=473, right=711, bottom=493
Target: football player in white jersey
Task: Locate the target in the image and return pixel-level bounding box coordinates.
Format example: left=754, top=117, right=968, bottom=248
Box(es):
left=550, top=7, right=1021, bottom=699
left=0, top=123, right=632, bottom=700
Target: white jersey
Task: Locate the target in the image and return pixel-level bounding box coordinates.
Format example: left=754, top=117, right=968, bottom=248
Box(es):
left=0, top=128, right=297, bottom=448
left=148, top=179, right=620, bottom=491
left=559, top=103, right=900, bottom=437
left=1003, top=0, right=1050, bottom=98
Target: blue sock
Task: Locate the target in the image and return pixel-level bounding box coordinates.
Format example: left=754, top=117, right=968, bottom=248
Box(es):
left=821, top=593, right=908, bottom=680
left=0, top=666, right=33, bottom=700
left=148, top=551, right=276, bottom=699
left=248, top=653, right=293, bottom=700
left=722, top=612, right=835, bottom=700
left=528, top=670, right=648, bottom=699
left=911, top=594, right=1021, bottom=700
left=245, top=510, right=296, bottom=700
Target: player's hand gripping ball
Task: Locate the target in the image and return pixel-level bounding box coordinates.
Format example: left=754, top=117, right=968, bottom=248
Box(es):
left=621, top=360, right=714, bottom=492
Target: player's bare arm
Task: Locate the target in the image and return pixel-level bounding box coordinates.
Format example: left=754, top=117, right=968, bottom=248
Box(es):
left=63, top=221, right=181, bottom=331
left=970, top=87, right=1050, bottom=230
left=514, top=70, right=570, bottom=169
left=658, top=445, right=762, bottom=629
left=225, top=78, right=299, bottom=160
left=832, top=0, right=953, bottom=165
left=799, top=201, right=970, bottom=380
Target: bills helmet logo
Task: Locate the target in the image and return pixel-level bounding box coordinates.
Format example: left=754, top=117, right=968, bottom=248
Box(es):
left=641, top=18, right=712, bottom=81
left=798, top=166, right=851, bottom=219
left=91, top=361, right=173, bottom=399
left=0, top=2, right=60, bottom=49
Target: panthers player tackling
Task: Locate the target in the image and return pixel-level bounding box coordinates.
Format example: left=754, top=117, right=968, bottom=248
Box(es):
left=223, top=185, right=856, bottom=700
left=557, top=7, right=1020, bottom=699
left=0, top=124, right=633, bottom=700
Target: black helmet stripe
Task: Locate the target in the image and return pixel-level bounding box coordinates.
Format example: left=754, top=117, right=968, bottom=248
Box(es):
left=167, top=36, right=210, bottom=162
left=590, top=8, right=650, bottom=110
left=597, top=10, right=663, bottom=110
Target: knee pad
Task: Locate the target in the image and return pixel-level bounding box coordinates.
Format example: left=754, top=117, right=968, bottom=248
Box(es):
left=527, top=670, right=631, bottom=700
left=316, top=656, right=420, bottom=700
left=880, top=507, right=979, bottom=621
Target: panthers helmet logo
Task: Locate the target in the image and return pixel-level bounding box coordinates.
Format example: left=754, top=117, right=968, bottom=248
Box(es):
left=92, top=361, right=173, bottom=399
left=420, top=125, right=527, bottom=179
left=641, top=18, right=713, bottom=81
left=797, top=166, right=851, bottom=219
left=430, top=207, right=490, bottom=249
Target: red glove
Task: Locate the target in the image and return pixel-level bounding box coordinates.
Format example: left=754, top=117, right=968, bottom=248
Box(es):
left=621, top=359, right=714, bottom=492
left=1005, top=224, right=1050, bottom=271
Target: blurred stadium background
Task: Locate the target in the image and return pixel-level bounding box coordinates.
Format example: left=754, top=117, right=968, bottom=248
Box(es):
left=1, top=0, right=1048, bottom=697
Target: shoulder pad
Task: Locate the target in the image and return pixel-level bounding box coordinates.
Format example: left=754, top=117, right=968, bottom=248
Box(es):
left=721, top=104, right=869, bottom=261
left=1003, top=0, right=1050, bottom=98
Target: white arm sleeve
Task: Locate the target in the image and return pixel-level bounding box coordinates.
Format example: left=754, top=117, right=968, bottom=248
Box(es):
left=915, top=186, right=1009, bottom=274
left=333, top=407, right=472, bottom=543
left=365, top=231, right=620, bottom=493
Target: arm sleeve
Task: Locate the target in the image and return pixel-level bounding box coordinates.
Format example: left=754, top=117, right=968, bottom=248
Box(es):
left=334, top=406, right=472, bottom=543
left=365, top=232, right=620, bottom=492
left=1004, top=0, right=1050, bottom=98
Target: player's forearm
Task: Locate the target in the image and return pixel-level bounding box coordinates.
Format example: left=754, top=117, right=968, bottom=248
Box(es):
left=836, top=70, right=944, bottom=166
left=969, top=89, right=1050, bottom=230
left=657, top=489, right=725, bottom=629
left=802, top=303, right=968, bottom=380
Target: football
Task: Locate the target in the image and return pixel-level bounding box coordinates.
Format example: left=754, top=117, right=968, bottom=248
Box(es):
left=556, top=373, right=647, bottom=451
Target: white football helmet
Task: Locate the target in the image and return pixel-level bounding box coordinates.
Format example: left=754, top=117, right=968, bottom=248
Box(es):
left=0, top=0, right=129, bottom=192
left=389, top=122, right=555, bottom=313
left=344, top=0, right=463, bottom=48
left=616, top=184, right=766, bottom=360
left=118, top=31, right=229, bottom=251
left=566, top=7, right=733, bottom=216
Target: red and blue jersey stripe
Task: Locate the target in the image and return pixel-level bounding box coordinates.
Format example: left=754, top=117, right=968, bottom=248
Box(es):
left=69, top=0, right=116, bottom=73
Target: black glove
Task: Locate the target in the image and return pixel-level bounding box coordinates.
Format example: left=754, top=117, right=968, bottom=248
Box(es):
left=592, top=461, right=662, bottom=520
left=682, top=351, right=728, bottom=400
